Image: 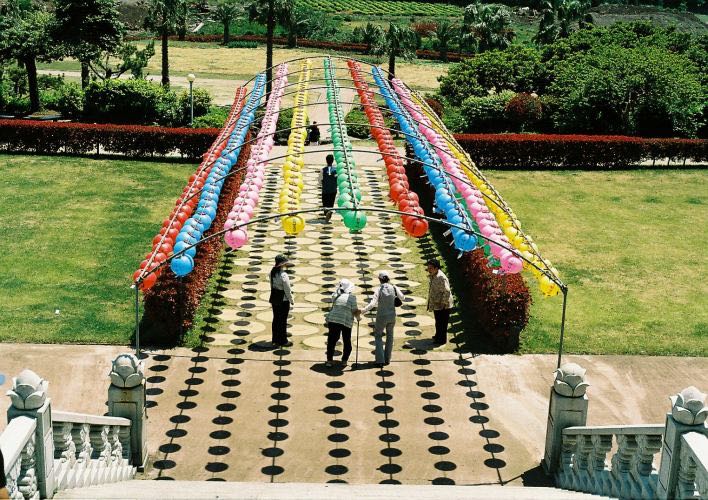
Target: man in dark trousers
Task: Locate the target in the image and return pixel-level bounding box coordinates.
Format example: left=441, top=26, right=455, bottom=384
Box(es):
left=308, top=121, right=321, bottom=146
left=321, top=154, right=337, bottom=222
left=426, top=258, right=453, bottom=345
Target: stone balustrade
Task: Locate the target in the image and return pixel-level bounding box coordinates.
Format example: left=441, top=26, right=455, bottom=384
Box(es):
left=545, top=364, right=708, bottom=500
left=51, top=411, right=132, bottom=490
left=0, top=416, right=39, bottom=500
left=558, top=424, right=664, bottom=498
left=1, top=354, right=146, bottom=498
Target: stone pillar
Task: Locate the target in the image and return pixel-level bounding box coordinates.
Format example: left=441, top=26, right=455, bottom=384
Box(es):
left=657, top=386, right=707, bottom=499
left=6, top=369, right=56, bottom=499
left=107, top=354, right=147, bottom=469
left=543, top=362, right=590, bottom=474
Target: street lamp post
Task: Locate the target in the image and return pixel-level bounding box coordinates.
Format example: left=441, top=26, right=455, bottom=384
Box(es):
left=187, top=73, right=196, bottom=127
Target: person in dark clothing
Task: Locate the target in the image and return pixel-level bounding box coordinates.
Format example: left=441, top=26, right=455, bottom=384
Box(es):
left=321, top=154, right=337, bottom=222
left=308, top=121, right=321, bottom=145
left=0, top=447, right=7, bottom=499
left=269, top=254, right=294, bottom=347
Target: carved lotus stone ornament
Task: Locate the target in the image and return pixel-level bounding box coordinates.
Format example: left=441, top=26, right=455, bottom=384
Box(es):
left=670, top=386, right=707, bottom=425
left=110, top=354, right=145, bottom=388
left=8, top=369, right=48, bottom=410
left=553, top=362, right=589, bottom=397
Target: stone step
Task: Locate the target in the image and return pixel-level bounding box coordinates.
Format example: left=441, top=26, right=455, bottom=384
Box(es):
left=55, top=480, right=610, bottom=499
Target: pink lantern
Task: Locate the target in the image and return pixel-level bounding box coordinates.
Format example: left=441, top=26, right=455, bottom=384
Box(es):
left=225, top=229, right=248, bottom=249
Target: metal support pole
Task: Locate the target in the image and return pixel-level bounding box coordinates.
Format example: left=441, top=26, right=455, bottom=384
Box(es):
left=134, top=285, right=140, bottom=357
left=189, top=81, right=194, bottom=127
left=556, top=287, right=568, bottom=369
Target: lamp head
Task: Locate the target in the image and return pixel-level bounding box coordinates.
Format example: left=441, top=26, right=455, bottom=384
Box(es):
left=187, top=73, right=196, bottom=83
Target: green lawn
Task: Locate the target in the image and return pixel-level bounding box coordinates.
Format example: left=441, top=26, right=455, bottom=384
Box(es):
left=1, top=156, right=706, bottom=355
left=0, top=155, right=193, bottom=344
left=486, top=169, right=708, bottom=356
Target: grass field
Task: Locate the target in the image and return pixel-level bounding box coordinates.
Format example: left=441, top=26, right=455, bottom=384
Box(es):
left=1, top=155, right=705, bottom=355
left=0, top=155, right=192, bottom=344
left=486, top=169, right=708, bottom=356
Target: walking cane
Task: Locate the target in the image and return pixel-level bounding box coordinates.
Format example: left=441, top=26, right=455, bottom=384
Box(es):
left=353, top=318, right=361, bottom=369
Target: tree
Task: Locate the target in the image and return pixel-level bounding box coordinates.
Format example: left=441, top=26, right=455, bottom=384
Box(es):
left=352, top=22, right=384, bottom=55
left=90, top=41, right=156, bottom=80
left=145, top=0, right=186, bottom=86
left=214, top=0, right=242, bottom=45
left=53, top=0, right=124, bottom=89
left=374, top=23, right=417, bottom=81
left=0, top=3, right=58, bottom=112
left=280, top=3, right=310, bottom=48
left=248, top=0, right=289, bottom=96
left=431, top=20, right=458, bottom=62
left=534, top=0, right=591, bottom=45
left=462, top=2, right=515, bottom=53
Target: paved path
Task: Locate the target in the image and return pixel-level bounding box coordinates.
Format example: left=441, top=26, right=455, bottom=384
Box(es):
left=1, top=344, right=706, bottom=486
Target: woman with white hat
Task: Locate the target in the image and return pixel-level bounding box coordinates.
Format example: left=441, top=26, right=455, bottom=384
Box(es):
left=325, top=279, right=361, bottom=368
left=269, top=254, right=294, bottom=347
left=362, top=271, right=405, bottom=367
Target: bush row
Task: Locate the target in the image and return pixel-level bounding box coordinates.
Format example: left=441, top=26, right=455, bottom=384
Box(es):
left=127, top=34, right=469, bottom=62
left=141, top=134, right=252, bottom=343
left=453, top=134, right=708, bottom=169
left=405, top=147, right=531, bottom=352
left=0, top=120, right=219, bottom=159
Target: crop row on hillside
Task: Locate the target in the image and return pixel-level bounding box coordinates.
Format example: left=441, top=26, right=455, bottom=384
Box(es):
left=295, top=0, right=461, bottom=16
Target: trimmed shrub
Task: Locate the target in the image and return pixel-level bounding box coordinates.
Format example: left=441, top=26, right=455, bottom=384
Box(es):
left=504, top=92, right=543, bottom=132
left=193, top=106, right=229, bottom=129
left=0, top=120, right=219, bottom=159
left=405, top=146, right=531, bottom=352
left=141, top=133, right=252, bottom=342
left=344, top=107, right=370, bottom=139
left=83, top=79, right=178, bottom=126
left=424, top=96, right=444, bottom=118
left=177, top=87, right=212, bottom=125
left=41, top=82, right=84, bottom=118
left=460, top=90, right=515, bottom=133
left=452, top=133, right=708, bottom=169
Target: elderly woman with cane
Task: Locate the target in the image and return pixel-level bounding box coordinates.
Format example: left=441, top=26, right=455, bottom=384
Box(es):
left=325, top=279, right=361, bottom=368
left=362, top=271, right=405, bottom=367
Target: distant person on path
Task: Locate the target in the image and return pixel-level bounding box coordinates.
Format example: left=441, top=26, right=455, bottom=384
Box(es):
left=325, top=279, right=361, bottom=368
left=308, top=121, right=320, bottom=146
left=320, top=154, right=337, bottom=222
left=269, top=254, right=294, bottom=347
left=362, top=271, right=405, bottom=367
left=426, top=259, right=453, bottom=345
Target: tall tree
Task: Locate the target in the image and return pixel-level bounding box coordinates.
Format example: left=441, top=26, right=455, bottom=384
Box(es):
left=248, top=0, right=289, bottom=96
left=145, top=0, right=185, bottom=86
left=374, top=23, right=417, bottom=81
left=280, top=4, right=310, bottom=48
left=53, top=0, right=124, bottom=89
left=0, top=3, right=58, bottom=112
left=462, top=2, right=515, bottom=52
left=90, top=41, right=156, bottom=80
left=534, top=0, right=591, bottom=45
left=431, top=20, right=458, bottom=62
left=352, top=22, right=384, bottom=55
left=214, top=0, right=242, bottom=45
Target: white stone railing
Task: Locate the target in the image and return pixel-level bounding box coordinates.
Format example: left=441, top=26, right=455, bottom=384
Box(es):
left=2, top=354, right=147, bottom=498
left=544, top=364, right=708, bottom=500
left=676, top=432, right=708, bottom=499
left=0, top=416, right=39, bottom=500
left=558, top=424, right=664, bottom=499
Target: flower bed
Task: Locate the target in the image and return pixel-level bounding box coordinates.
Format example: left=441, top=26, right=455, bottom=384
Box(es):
left=0, top=120, right=218, bottom=159
left=453, top=134, right=708, bottom=169
left=140, top=133, right=252, bottom=343
left=405, top=146, right=531, bottom=352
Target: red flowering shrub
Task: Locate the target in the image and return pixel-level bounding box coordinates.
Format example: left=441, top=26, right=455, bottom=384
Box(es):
left=140, top=133, right=251, bottom=343
left=504, top=92, right=542, bottom=131
left=452, top=134, right=708, bottom=169
left=405, top=146, right=531, bottom=352
left=424, top=97, right=444, bottom=118
left=0, top=120, right=219, bottom=159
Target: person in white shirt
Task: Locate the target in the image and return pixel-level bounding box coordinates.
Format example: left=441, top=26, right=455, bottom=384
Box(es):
left=362, top=271, right=405, bottom=366
left=269, top=254, right=294, bottom=347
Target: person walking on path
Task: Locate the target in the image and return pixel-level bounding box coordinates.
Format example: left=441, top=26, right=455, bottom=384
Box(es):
left=325, top=279, right=361, bottom=368
left=362, top=271, right=405, bottom=367
left=308, top=121, right=321, bottom=146
left=320, top=154, right=337, bottom=222
left=269, top=254, right=294, bottom=347
left=426, top=258, right=453, bottom=345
